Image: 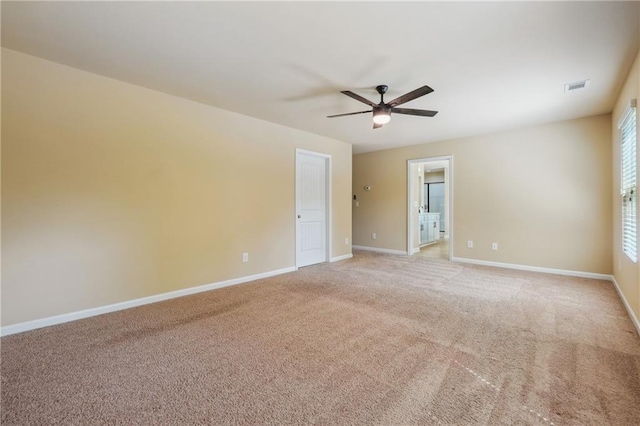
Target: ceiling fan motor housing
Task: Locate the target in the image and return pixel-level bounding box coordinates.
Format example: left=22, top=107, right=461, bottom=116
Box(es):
left=376, top=85, right=389, bottom=95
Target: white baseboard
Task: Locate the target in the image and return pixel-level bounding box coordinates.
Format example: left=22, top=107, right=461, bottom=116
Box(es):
left=452, top=257, right=611, bottom=280
left=330, top=253, right=353, bottom=262
left=352, top=245, right=408, bottom=255
left=411, top=247, right=421, bottom=254
left=1, top=266, right=296, bottom=337
left=610, top=276, right=640, bottom=337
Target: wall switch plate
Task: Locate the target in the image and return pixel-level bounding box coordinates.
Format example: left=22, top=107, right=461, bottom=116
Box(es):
left=242, top=253, right=249, bottom=263
left=372, top=233, right=377, bottom=240
left=467, top=240, right=473, bottom=248
left=345, top=238, right=349, bottom=245
left=355, top=201, right=359, bottom=207
left=492, top=243, right=498, bottom=251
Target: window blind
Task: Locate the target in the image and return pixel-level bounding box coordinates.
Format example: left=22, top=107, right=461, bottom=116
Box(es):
left=619, top=99, right=637, bottom=262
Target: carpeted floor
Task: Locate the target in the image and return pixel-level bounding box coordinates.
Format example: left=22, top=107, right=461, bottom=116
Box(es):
left=2, top=251, right=640, bottom=425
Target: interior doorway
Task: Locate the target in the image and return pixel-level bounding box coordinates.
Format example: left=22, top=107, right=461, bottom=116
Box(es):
left=406, top=156, right=453, bottom=260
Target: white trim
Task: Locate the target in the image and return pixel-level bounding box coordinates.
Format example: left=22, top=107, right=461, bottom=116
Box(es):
left=610, top=275, right=640, bottom=337
left=452, top=257, right=611, bottom=280
left=411, top=247, right=421, bottom=254
left=295, top=149, right=331, bottom=158
left=447, top=158, right=454, bottom=261
left=1, top=266, right=296, bottom=337
left=295, top=149, right=332, bottom=268
left=330, top=253, right=353, bottom=262
left=406, top=155, right=454, bottom=261
left=617, top=98, right=637, bottom=129
left=407, top=162, right=413, bottom=255
left=327, top=156, right=332, bottom=264
left=353, top=245, right=407, bottom=255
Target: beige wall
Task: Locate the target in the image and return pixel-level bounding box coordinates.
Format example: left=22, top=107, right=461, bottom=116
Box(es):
left=353, top=114, right=612, bottom=274
left=424, top=171, right=445, bottom=184
left=1, top=49, right=352, bottom=326
left=612, top=48, right=640, bottom=321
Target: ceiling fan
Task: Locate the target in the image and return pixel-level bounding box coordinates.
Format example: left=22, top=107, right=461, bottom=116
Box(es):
left=327, top=85, right=438, bottom=129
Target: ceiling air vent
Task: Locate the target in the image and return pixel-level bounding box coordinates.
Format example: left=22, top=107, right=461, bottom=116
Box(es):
left=564, top=79, right=590, bottom=93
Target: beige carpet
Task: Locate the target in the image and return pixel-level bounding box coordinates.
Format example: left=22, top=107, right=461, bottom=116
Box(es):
left=2, top=251, right=640, bottom=425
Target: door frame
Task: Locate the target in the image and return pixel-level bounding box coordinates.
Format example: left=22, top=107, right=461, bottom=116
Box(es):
left=406, top=155, right=454, bottom=260
left=295, top=149, right=332, bottom=269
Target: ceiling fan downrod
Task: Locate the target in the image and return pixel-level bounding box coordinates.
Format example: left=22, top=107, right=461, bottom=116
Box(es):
left=376, top=85, right=388, bottom=104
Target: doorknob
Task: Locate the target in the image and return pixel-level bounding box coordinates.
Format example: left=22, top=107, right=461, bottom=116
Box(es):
left=297, top=215, right=301, bottom=218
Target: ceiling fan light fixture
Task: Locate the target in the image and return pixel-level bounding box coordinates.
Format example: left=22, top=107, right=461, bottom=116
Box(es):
left=373, top=108, right=391, bottom=124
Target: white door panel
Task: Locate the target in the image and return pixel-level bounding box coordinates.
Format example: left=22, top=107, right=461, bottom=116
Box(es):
left=296, top=151, right=328, bottom=267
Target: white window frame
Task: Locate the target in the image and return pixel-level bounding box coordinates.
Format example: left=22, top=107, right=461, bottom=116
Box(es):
left=618, top=99, right=637, bottom=263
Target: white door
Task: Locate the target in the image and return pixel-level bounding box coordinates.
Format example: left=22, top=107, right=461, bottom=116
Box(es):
left=296, top=151, right=328, bottom=267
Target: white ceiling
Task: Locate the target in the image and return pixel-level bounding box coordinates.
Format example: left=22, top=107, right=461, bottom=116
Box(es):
left=2, top=2, right=639, bottom=154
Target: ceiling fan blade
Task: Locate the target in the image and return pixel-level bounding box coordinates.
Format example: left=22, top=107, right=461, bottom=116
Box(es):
left=341, top=91, right=379, bottom=108
left=386, top=85, right=434, bottom=107
left=391, top=108, right=438, bottom=117
left=373, top=122, right=383, bottom=129
left=327, top=110, right=372, bottom=118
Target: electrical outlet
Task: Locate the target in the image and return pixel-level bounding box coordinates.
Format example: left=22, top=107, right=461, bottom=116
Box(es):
left=242, top=253, right=249, bottom=263
left=467, top=240, right=473, bottom=248
left=492, top=242, right=498, bottom=251
left=345, top=238, right=349, bottom=245
left=372, top=233, right=377, bottom=240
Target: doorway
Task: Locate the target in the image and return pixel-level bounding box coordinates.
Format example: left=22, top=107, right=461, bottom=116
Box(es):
left=406, top=156, right=453, bottom=260
left=295, top=149, right=331, bottom=268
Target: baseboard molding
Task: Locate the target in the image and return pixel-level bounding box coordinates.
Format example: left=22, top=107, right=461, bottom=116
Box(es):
left=1, top=266, right=296, bottom=337
left=352, top=245, right=408, bottom=255
left=330, top=253, right=353, bottom=262
left=411, top=247, right=421, bottom=254
left=610, top=276, right=640, bottom=337
left=452, top=257, right=611, bottom=280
